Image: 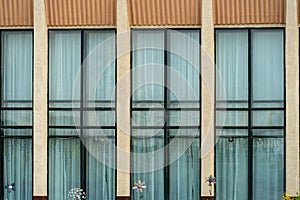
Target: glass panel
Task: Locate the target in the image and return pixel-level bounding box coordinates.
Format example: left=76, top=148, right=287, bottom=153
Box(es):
left=167, top=101, right=200, bottom=108
left=83, top=111, right=115, bottom=126
left=48, top=101, right=80, bottom=108
left=83, top=129, right=115, bottom=137
left=132, top=30, right=164, bottom=102
left=48, top=129, right=79, bottom=137
left=86, top=137, right=115, bottom=199
left=169, top=140, right=200, bottom=200
left=168, top=30, right=200, bottom=101
left=131, top=129, right=164, bottom=138
left=131, top=137, right=164, bottom=200
left=49, top=111, right=79, bottom=126
left=216, top=111, right=248, bottom=127
left=49, top=31, right=81, bottom=101
left=3, top=129, right=32, bottom=137
left=252, top=129, right=284, bottom=137
left=132, top=111, right=165, bottom=127
left=252, top=111, right=284, bottom=127
left=48, top=138, right=81, bottom=200
left=252, top=138, right=284, bottom=199
left=216, top=129, right=248, bottom=137
left=251, top=30, right=284, bottom=107
left=168, top=111, right=199, bottom=127
left=169, top=129, right=199, bottom=137
left=216, top=138, right=248, bottom=200
left=84, top=30, right=116, bottom=102
left=3, top=139, right=32, bottom=200
left=1, top=110, right=32, bottom=126
left=216, top=30, right=248, bottom=106
left=132, top=102, right=164, bottom=109
left=1, top=32, right=32, bottom=104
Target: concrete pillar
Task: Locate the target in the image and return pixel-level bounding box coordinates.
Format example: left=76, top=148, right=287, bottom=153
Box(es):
left=33, top=0, right=48, bottom=197
left=285, top=0, right=299, bottom=195
left=116, top=0, right=131, bottom=197
left=201, top=0, right=215, bottom=197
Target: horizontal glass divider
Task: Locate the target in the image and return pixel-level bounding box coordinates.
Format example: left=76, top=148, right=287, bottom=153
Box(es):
left=48, top=126, right=116, bottom=129
left=48, top=107, right=115, bottom=111
left=132, top=108, right=200, bottom=111
left=131, top=135, right=200, bottom=139
left=132, top=100, right=200, bottom=103
left=218, top=135, right=284, bottom=139
left=2, top=100, right=32, bottom=103
left=216, top=126, right=284, bottom=129
left=0, top=126, right=32, bottom=129
left=216, top=100, right=284, bottom=103
left=0, top=136, right=32, bottom=139
left=48, top=135, right=115, bottom=139
left=132, top=126, right=200, bottom=129
left=48, top=100, right=115, bottom=103
left=0, top=107, right=33, bottom=110
left=215, top=107, right=284, bottom=111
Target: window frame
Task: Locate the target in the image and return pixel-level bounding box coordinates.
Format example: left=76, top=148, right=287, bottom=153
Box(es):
left=0, top=29, right=34, bottom=199
left=46, top=28, right=117, bottom=198
left=214, top=27, right=286, bottom=199
left=130, top=28, right=202, bottom=199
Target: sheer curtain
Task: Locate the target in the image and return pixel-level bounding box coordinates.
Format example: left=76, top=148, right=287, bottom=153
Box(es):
left=49, top=30, right=116, bottom=199
left=216, top=29, right=284, bottom=200
left=216, top=137, right=248, bottom=200
left=1, top=32, right=33, bottom=200
left=48, top=138, right=81, bottom=200
left=132, top=30, right=165, bottom=200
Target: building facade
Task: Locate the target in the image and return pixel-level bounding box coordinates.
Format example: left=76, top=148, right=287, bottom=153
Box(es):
left=0, top=0, right=299, bottom=199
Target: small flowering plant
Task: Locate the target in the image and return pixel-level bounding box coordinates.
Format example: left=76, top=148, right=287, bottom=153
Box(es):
left=68, top=188, right=86, bottom=200
left=206, top=175, right=216, bottom=195
left=4, top=182, right=15, bottom=193
left=132, top=180, right=147, bottom=193
left=4, top=182, right=15, bottom=200
left=132, top=180, right=147, bottom=200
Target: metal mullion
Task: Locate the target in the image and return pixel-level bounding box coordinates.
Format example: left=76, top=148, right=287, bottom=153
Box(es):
left=0, top=31, right=3, bottom=198
left=248, top=29, right=253, bottom=200
left=164, top=29, right=169, bottom=200
left=80, top=30, right=86, bottom=192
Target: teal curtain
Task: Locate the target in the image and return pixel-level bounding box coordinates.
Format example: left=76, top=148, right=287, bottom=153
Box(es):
left=216, top=29, right=284, bottom=200
left=1, top=32, right=33, bottom=200
left=48, top=30, right=116, bottom=200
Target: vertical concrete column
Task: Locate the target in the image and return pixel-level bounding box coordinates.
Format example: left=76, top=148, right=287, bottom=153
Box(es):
left=286, top=0, right=299, bottom=195
left=201, top=0, right=215, bottom=197
left=116, top=0, right=131, bottom=198
left=33, top=0, right=48, bottom=198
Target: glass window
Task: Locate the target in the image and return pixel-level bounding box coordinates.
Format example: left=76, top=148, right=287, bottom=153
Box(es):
left=131, top=29, right=200, bottom=200
left=215, top=29, right=284, bottom=200
left=48, top=30, right=116, bottom=199
left=0, top=31, right=33, bottom=200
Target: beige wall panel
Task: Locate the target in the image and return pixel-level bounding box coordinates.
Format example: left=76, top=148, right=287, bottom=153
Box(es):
left=213, top=0, right=286, bottom=25
left=44, top=0, right=116, bottom=26
left=0, top=0, right=33, bottom=26
left=128, top=0, right=201, bottom=25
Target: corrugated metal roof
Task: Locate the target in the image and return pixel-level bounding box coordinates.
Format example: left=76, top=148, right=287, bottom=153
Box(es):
left=213, top=0, right=286, bottom=25
left=45, top=0, right=116, bottom=26
left=128, top=0, right=201, bottom=26
left=0, top=0, right=33, bottom=26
